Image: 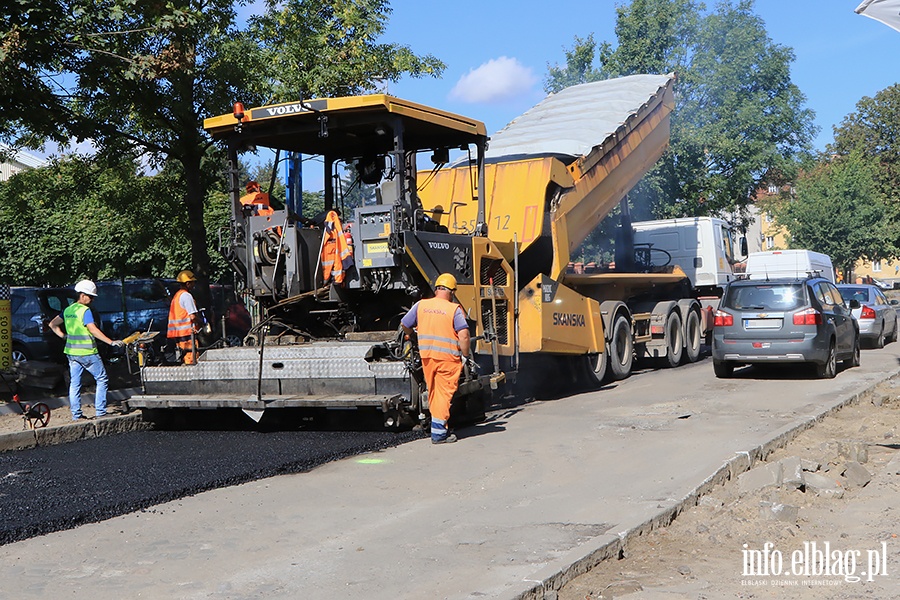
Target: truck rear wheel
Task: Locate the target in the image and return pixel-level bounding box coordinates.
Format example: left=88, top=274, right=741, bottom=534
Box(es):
left=608, top=313, right=634, bottom=380
left=583, top=350, right=608, bottom=386
left=663, top=311, right=683, bottom=368
left=683, top=309, right=702, bottom=363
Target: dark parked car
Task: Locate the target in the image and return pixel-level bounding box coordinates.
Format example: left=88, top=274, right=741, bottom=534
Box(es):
left=712, top=276, right=860, bottom=379
left=837, top=284, right=898, bottom=348
left=89, top=279, right=175, bottom=339
left=12, top=279, right=250, bottom=363
left=11, top=280, right=176, bottom=363
left=10, top=287, right=73, bottom=362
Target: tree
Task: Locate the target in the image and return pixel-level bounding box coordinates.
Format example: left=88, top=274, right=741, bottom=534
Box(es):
left=829, top=83, right=900, bottom=201
left=0, top=155, right=224, bottom=285
left=545, top=0, right=816, bottom=232
left=776, top=152, right=892, bottom=277
left=1, top=0, right=444, bottom=297
left=251, top=0, right=444, bottom=100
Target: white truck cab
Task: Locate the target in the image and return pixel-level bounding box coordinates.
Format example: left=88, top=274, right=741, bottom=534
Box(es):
left=632, top=216, right=741, bottom=296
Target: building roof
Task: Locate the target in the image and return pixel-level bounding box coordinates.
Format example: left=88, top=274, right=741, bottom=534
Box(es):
left=0, top=143, right=47, bottom=169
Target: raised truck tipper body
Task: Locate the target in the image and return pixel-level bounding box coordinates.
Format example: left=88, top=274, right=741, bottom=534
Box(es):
left=128, top=73, right=703, bottom=427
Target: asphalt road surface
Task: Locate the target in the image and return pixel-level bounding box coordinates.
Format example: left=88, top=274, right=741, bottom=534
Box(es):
left=1, top=346, right=898, bottom=599
left=0, top=427, right=423, bottom=545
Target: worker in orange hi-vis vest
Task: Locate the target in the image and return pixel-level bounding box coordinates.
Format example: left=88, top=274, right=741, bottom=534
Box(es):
left=239, top=181, right=274, bottom=216
left=320, top=210, right=353, bottom=284
left=167, top=270, right=202, bottom=365
left=401, top=273, right=471, bottom=444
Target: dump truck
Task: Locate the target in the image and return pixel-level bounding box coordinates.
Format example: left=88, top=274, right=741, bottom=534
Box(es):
left=128, top=73, right=704, bottom=427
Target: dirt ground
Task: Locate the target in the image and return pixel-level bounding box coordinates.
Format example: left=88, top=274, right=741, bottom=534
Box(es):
left=559, top=376, right=900, bottom=599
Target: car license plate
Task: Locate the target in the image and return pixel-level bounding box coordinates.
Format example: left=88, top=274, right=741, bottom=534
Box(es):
left=744, top=318, right=782, bottom=329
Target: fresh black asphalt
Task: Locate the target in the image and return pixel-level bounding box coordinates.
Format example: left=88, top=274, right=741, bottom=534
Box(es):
left=0, top=427, right=423, bottom=546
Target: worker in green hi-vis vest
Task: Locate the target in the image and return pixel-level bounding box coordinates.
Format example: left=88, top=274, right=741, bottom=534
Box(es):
left=49, top=280, right=124, bottom=420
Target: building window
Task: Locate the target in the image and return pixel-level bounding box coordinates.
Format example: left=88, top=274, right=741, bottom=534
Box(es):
left=765, top=236, right=774, bottom=249
left=767, top=184, right=778, bottom=194
left=873, top=260, right=882, bottom=272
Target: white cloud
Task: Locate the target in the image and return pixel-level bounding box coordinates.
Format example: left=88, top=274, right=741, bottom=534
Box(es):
left=449, top=57, right=538, bottom=104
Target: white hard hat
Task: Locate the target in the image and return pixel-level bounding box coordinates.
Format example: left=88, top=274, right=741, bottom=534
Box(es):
left=74, top=279, right=98, bottom=297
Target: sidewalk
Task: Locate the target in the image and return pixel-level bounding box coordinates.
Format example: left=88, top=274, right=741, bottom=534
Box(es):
left=0, top=383, right=146, bottom=451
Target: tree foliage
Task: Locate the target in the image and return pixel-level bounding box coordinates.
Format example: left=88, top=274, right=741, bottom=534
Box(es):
left=0, top=0, right=443, bottom=293
left=0, top=155, right=229, bottom=286
left=776, top=152, right=892, bottom=275
left=545, top=0, right=816, bottom=232
left=829, top=83, right=900, bottom=202
left=251, top=0, right=444, bottom=100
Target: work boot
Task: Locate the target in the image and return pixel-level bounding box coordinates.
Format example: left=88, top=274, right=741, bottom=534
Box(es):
left=432, top=433, right=458, bottom=445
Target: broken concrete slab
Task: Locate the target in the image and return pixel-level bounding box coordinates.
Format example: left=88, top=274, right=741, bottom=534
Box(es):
left=780, top=456, right=804, bottom=489
left=842, top=461, right=872, bottom=488
left=838, top=440, right=869, bottom=463
left=738, top=461, right=782, bottom=494
left=884, top=451, right=900, bottom=475
left=803, top=471, right=844, bottom=498
left=800, top=458, right=820, bottom=472
left=759, top=501, right=799, bottom=522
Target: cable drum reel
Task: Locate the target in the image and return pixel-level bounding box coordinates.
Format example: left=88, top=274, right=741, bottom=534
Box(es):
left=253, top=228, right=284, bottom=266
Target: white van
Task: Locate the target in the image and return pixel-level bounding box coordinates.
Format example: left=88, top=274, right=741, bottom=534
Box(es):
left=744, top=250, right=835, bottom=283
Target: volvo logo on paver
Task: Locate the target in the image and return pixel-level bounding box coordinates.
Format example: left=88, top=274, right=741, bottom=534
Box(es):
left=250, top=104, right=309, bottom=119
left=428, top=242, right=450, bottom=250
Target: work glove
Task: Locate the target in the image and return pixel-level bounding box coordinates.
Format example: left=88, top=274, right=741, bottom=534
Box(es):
left=111, top=340, right=125, bottom=348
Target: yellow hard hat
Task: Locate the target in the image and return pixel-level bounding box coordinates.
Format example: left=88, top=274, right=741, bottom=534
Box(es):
left=176, top=270, right=197, bottom=283
left=435, top=273, right=457, bottom=291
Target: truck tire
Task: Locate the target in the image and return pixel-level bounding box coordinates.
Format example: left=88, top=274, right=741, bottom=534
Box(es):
left=683, top=309, right=702, bottom=364
left=608, top=313, right=634, bottom=381
left=663, top=311, right=683, bottom=368
left=583, top=350, right=608, bottom=387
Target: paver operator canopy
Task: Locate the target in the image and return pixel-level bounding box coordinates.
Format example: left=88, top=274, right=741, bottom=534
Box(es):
left=204, top=95, right=489, bottom=240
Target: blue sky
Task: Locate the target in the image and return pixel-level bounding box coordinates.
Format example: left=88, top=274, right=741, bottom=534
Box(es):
left=380, top=0, right=900, bottom=153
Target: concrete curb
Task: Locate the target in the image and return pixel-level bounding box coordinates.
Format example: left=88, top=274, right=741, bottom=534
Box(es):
left=0, top=387, right=142, bottom=417
left=507, top=370, right=899, bottom=600
left=0, top=413, right=152, bottom=453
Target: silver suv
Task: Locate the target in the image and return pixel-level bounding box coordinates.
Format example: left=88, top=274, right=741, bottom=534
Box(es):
left=712, top=276, right=860, bottom=379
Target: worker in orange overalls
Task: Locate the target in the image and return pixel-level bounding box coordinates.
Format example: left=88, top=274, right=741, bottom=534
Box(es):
left=167, top=270, right=202, bottom=365
left=320, top=210, right=353, bottom=284
left=239, top=181, right=274, bottom=216
left=401, top=273, right=471, bottom=444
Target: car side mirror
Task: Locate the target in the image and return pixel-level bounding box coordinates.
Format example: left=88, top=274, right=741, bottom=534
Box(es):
left=849, top=299, right=861, bottom=309
left=891, top=299, right=899, bottom=306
